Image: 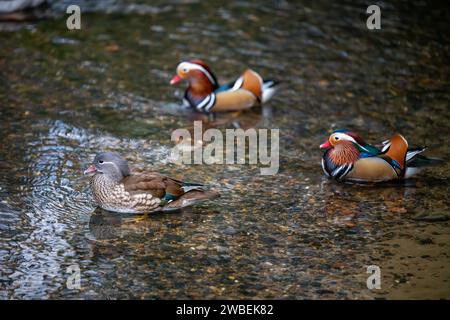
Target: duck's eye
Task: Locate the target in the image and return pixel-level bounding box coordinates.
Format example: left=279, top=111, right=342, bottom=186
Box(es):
left=98, top=160, right=104, bottom=164
left=182, top=68, right=188, bottom=73
left=335, top=137, right=340, bottom=140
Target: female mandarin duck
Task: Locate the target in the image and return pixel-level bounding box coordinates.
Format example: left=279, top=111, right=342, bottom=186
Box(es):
left=84, top=152, right=219, bottom=213
left=320, top=129, right=441, bottom=182
left=170, top=59, right=278, bottom=113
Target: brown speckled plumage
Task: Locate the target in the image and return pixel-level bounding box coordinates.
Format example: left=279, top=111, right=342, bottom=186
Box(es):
left=90, top=173, right=161, bottom=213
left=86, top=152, right=219, bottom=214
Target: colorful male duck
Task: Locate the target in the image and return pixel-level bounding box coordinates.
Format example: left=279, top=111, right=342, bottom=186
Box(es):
left=320, top=129, right=441, bottom=182
left=170, top=59, right=278, bottom=113
left=84, top=152, right=219, bottom=213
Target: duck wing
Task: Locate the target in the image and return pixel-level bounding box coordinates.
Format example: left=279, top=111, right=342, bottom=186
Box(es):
left=122, top=173, right=209, bottom=202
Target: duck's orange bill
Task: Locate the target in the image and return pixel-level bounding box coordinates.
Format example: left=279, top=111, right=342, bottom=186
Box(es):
left=319, top=140, right=332, bottom=149
left=84, top=164, right=97, bottom=174
left=170, top=75, right=182, bottom=85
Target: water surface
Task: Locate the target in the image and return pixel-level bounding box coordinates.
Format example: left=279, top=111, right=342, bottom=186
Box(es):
left=0, top=0, right=449, bottom=299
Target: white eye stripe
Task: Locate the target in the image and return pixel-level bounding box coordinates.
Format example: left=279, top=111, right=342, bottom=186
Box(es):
left=178, top=62, right=217, bottom=85
left=333, top=133, right=370, bottom=152
left=98, top=161, right=125, bottom=177
left=98, top=161, right=115, bottom=165
left=333, top=133, right=354, bottom=142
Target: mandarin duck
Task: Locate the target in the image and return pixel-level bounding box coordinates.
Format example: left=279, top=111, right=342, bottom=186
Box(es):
left=84, top=152, right=219, bottom=213
left=170, top=59, right=278, bottom=113
left=320, top=129, right=442, bottom=182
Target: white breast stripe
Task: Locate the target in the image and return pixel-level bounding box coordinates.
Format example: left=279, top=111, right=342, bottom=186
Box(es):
left=204, top=94, right=216, bottom=112
left=196, top=95, right=211, bottom=110
left=332, top=166, right=345, bottom=177
left=340, top=164, right=353, bottom=179
left=179, top=62, right=217, bottom=86
left=321, top=158, right=330, bottom=177
left=196, top=94, right=216, bottom=112
left=332, top=164, right=353, bottom=180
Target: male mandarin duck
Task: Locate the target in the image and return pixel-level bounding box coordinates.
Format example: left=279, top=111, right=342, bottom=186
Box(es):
left=84, top=152, right=219, bottom=213
left=320, top=129, right=442, bottom=182
left=170, top=59, right=278, bottom=113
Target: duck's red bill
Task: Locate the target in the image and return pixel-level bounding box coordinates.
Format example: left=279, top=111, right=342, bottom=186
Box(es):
left=170, top=75, right=181, bottom=85
left=319, top=140, right=332, bottom=149
left=84, top=164, right=97, bottom=174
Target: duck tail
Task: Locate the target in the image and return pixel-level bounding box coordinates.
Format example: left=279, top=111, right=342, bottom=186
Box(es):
left=181, top=182, right=204, bottom=193
left=407, top=153, right=443, bottom=168
left=262, top=79, right=279, bottom=103
left=406, top=146, right=427, bottom=162
left=401, top=146, right=442, bottom=179
left=162, top=189, right=220, bottom=212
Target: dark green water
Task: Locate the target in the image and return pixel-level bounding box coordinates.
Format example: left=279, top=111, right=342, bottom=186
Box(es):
left=0, top=0, right=449, bottom=299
